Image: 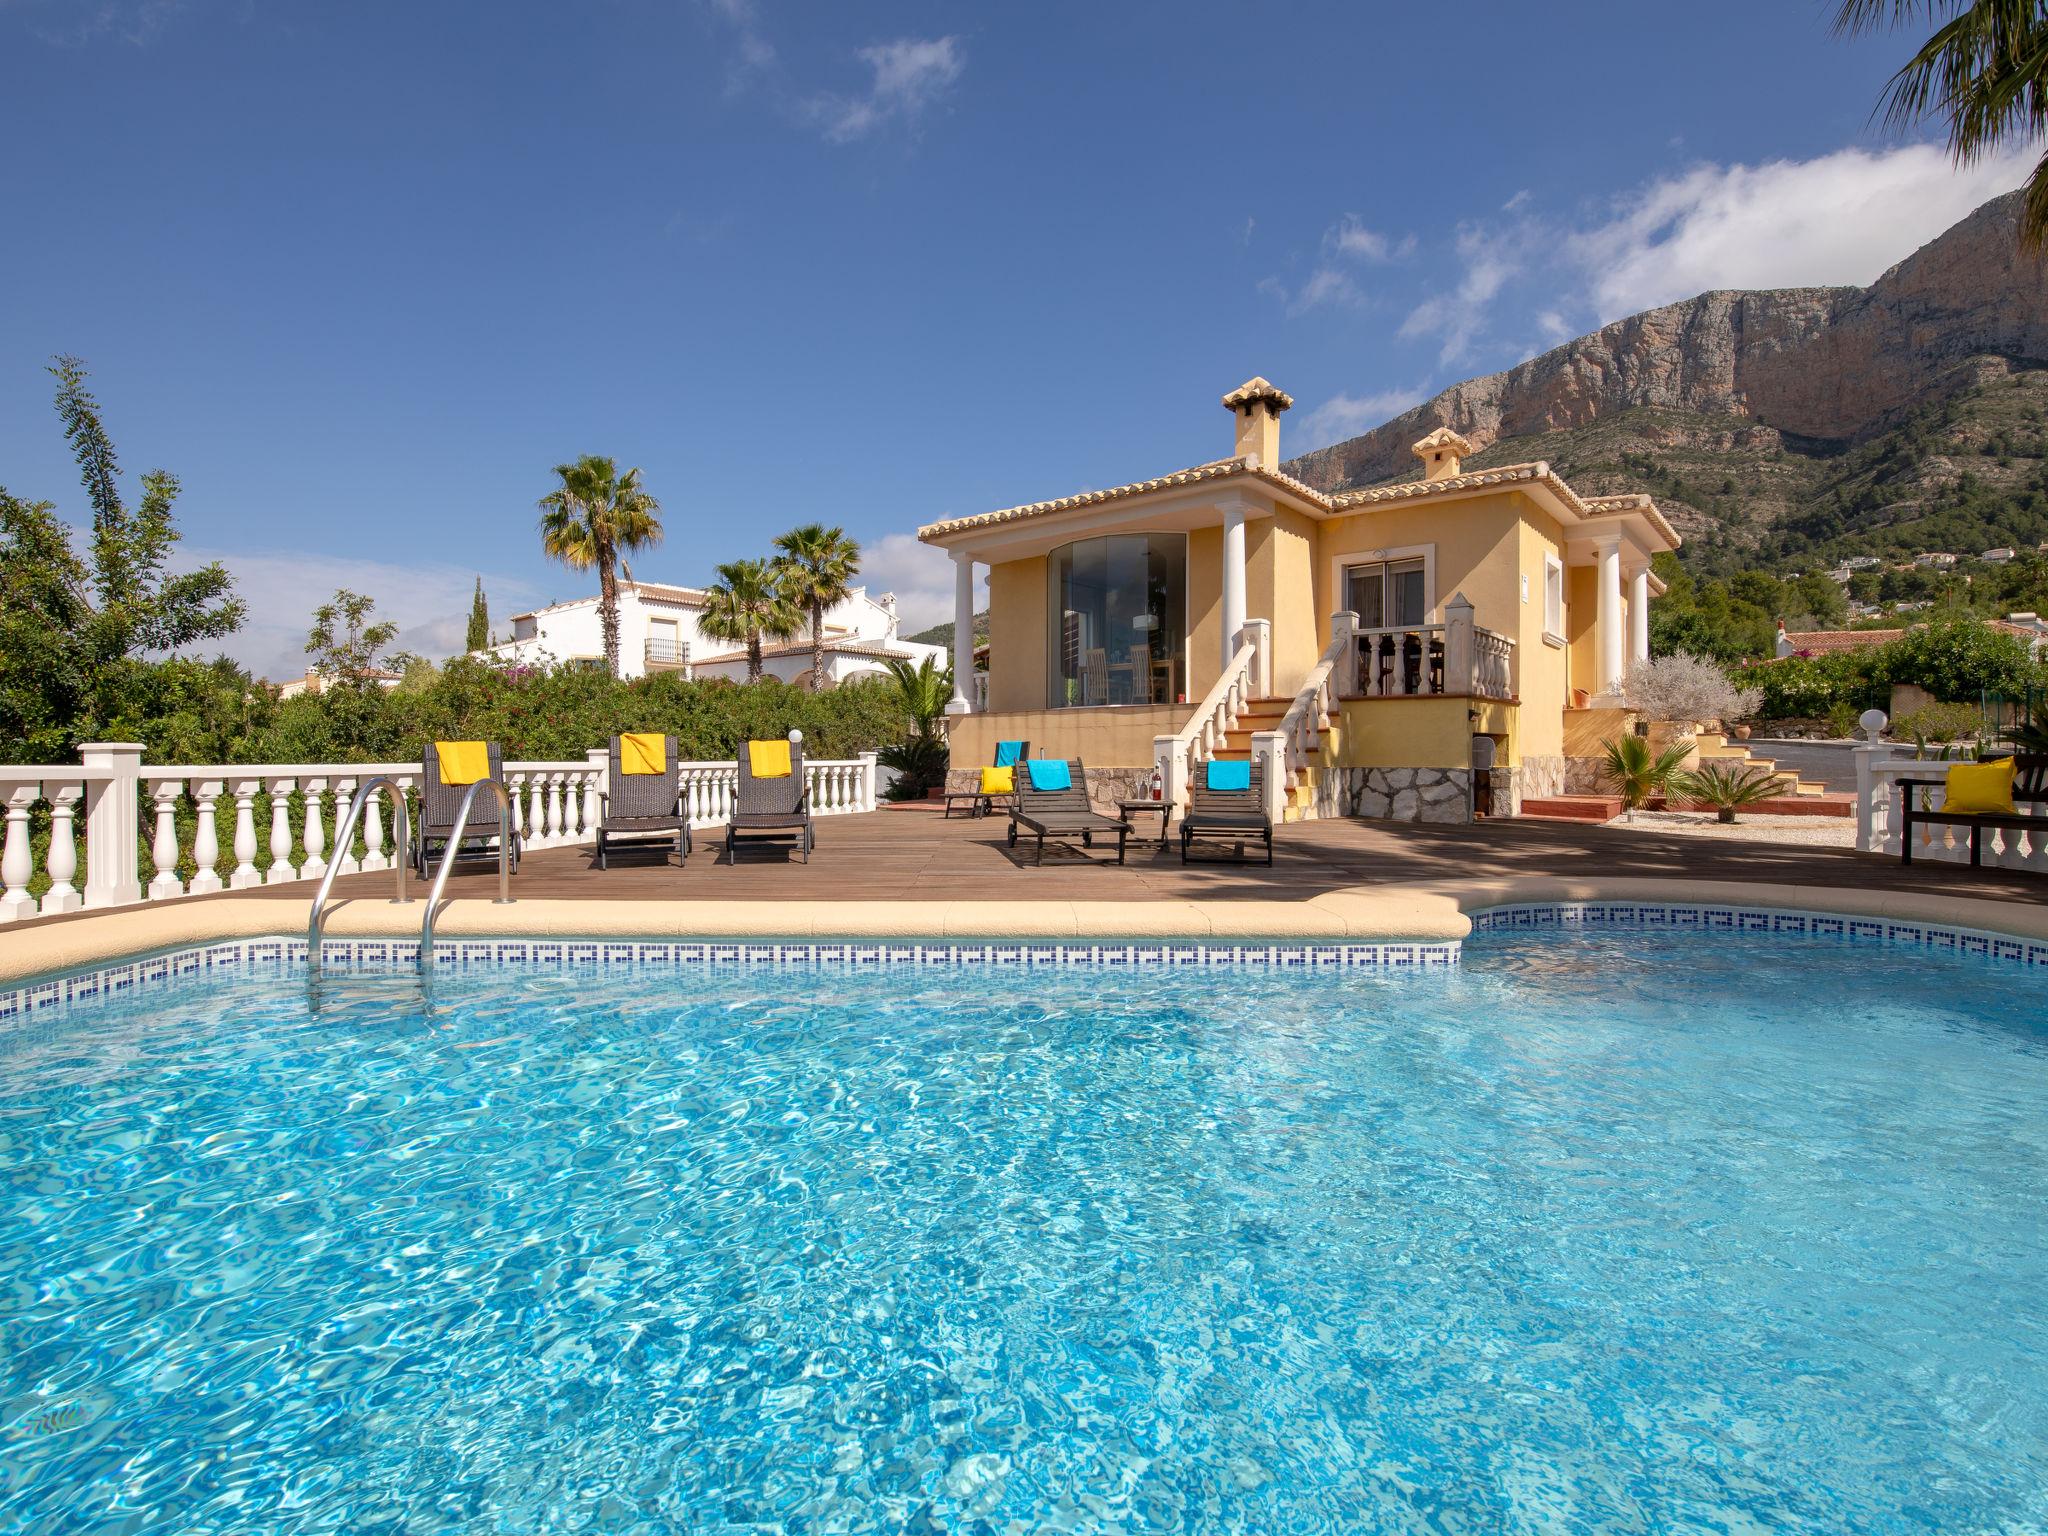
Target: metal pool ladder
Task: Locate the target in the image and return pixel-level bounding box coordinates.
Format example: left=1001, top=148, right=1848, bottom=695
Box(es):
left=307, top=776, right=413, bottom=975
left=418, top=778, right=516, bottom=971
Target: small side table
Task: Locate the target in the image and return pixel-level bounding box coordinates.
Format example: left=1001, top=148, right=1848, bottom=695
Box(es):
left=1117, top=798, right=1172, bottom=849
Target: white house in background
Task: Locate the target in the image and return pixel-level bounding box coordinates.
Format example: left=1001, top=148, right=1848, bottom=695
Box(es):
left=276, top=665, right=403, bottom=699
left=1981, top=546, right=2018, bottom=563
left=485, top=579, right=948, bottom=685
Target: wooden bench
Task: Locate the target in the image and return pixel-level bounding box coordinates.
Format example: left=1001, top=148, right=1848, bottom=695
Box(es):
left=1898, top=753, right=2048, bottom=866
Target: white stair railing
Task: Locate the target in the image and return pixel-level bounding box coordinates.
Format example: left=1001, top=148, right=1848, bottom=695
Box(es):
left=1153, top=620, right=1268, bottom=811
left=0, top=743, right=884, bottom=924
left=1255, top=611, right=1359, bottom=824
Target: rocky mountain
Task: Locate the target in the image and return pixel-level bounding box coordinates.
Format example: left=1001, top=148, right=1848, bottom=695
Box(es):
left=1285, top=191, right=2048, bottom=575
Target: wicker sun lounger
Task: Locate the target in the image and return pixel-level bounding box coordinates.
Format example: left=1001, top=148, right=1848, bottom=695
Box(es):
left=415, top=741, right=520, bottom=878
left=597, top=734, right=690, bottom=869
left=942, top=739, right=1030, bottom=818
left=1008, top=757, right=1128, bottom=865
left=726, top=737, right=814, bottom=863
left=1180, top=758, right=1273, bottom=865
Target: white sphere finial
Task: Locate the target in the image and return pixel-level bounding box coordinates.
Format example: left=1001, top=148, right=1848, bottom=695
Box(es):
left=1858, top=709, right=1887, bottom=741
left=787, top=728, right=803, bottom=744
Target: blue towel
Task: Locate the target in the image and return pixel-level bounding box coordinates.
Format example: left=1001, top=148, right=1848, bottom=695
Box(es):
left=1026, top=759, right=1072, bottom=792
left=1207, top=759, right=1251, bottom=792
left=995, top=740, right=1025, bottom=767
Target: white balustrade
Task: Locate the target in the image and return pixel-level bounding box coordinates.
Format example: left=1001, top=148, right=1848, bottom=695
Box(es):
left=1155, top=622, right=1265, bottom=813
left=0, top=747, right=882, bottom=924
left=1854, top=740, right=2048, bottom=874
left=1351, top=598, right=1516, bottom=702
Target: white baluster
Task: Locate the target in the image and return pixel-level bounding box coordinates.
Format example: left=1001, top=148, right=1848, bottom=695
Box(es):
left=530, top=774, right=550, bottom=846
left=0, top=784, right=36, bottom=922
left=360, top=780, right=389, bottom=872
left=508, top=772, right=528, bottom=844
left=547, top=774, right=567, bottom=847
left=230, top=779, right=263, bottom=889
left=146, top=780, right=183, bottom=901
left=300, top=776, right=328, bottom=881
left=266, top=777, right=298, bottom=884
left=190, top=779, right=225, bottom=894
left=329, top=777, right=361, bottom=876
left=38, top=782, right=83, bottom=915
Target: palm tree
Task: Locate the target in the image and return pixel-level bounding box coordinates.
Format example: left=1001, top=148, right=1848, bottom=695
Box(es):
left=537, top=456, right=662, bottom=677
left=1600, top=733, right=1694, bottom=822
left=875, top=655, right=955, bottom=799
left=772, top=524, right=862, bottom=691
left=700, top=558, right=801, bottom=683
left=1834, top=0, right=2048, bottom=248
left=1676, top=762, right=1788, bottom=824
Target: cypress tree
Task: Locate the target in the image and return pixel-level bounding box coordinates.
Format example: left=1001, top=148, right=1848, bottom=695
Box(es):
left=465, top=577, right=489, bottom=652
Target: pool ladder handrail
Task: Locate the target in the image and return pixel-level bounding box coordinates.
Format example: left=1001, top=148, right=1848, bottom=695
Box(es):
left=419, top=777, right=516, bottom=971
left=307, top=776, right=413, bottom=975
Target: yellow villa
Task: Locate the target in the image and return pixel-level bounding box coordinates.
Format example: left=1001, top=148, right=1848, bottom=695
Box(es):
left=917, top=378, right=1681, bottom=822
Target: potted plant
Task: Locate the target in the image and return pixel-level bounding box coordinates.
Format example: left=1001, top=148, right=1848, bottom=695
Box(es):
left=1623, top=653, right=1762, bottom=766
left=1676, top=762, right=1783, bottom=823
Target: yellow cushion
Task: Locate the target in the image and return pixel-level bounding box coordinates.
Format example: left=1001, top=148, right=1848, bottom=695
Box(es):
left=980, top=765, right=1014, bottom=795
left=435, top=740, right=489, bottom=787
left=748, top=739, right=793, bottom=779
left=1943, top=757, right=2016, bottom=815
left=621, top=733, right=666, bottom=776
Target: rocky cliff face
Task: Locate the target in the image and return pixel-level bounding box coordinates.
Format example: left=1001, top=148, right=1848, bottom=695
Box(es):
left=1286, top=191, right=2048, bottom=494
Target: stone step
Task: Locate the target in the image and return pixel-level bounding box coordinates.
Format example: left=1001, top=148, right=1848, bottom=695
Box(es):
left=1520, top=795, right=1623, bottom=823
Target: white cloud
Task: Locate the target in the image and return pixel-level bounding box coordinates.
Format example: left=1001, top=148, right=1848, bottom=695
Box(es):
left=814, top=36, right=964, bottom=143
left=1399, top=223, right=1521, bottom=365
left=1292, top=384, right=1432, bottom=453
left=857, top=531, right=987, bottom=635
left=1325, top=215, right=1409, bottom=263
left=1535, top=309, right=1572, bottom=344
left=174, top=545, right=544, bottom=682
left=1260, top=214, right=1412, bottom=315
left=1568, top=141, right=2037, bottom=321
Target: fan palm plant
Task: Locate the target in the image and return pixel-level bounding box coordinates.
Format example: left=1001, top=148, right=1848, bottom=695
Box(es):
left=1600, top=734, right=1693, bottom=821
left=1676, top=762, right=1787, bottom=824
left=773, top=524, right=862, bottom=691
left=875, top=655, right=956, bottom=799
left=700, top=558, right=801, bottom=683
left=537, top=456, right=662, bottom=677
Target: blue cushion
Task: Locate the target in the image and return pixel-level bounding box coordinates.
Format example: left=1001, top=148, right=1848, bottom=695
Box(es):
left=1206, top=759, right=1252, bottom=792
left=1026, top=759, right=1072, bottom=792
left=994, top=740, right=1025, bottom=767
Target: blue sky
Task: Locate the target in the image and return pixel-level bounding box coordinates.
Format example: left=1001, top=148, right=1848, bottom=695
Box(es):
left=1, top=0, right=2035, bottom=676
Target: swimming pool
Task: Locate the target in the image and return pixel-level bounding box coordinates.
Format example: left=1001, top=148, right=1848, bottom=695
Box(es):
left=3, top=925, right=2044, bottom=1533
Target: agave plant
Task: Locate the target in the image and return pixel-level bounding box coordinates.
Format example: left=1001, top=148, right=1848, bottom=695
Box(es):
left=1676, top=762, right=1785, bottom=824
left=1600, top=734, right=1693, bottom=822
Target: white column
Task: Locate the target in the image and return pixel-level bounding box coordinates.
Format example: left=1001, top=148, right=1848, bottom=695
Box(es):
left=1221, top=502, right=1247, bottom=672
left=1628, top=566, right=1650, bottom=669
left=44, top=783, right=84, bottom=914
left=1594, top=538, right=1625, bottom=705
left=79, top=742, right=144, bottom=909
left=946, top=550, right=976, bottom=715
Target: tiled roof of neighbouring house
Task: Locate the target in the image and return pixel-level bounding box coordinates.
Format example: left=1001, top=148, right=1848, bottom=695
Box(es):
left=1779, top=628, right=1905, bottom=655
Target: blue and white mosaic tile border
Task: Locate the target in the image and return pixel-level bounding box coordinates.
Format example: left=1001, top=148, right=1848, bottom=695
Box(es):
left=1468, top=901, right=2048, bottom=968
left=0, top=935, right=1459, bottom=1018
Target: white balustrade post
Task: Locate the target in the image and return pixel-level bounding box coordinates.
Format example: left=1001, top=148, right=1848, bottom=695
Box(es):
left=265, top=776, right=298, bottom=885
left=146, top=780, right=184, bottom=901
left=1250, top=729, right=1287, bottom=825
left=330, top=777, right=362, bottom=876
left=1332, top=610, right=1359, bottom=695
left=78, top=742, right=144, bottom=909
left=1444, top=593, right=1476, bottom=698
left=860, top=749, right=879, bottom=812
left=1154, top=734, right=1187, bottom=814
left=584, top=749, right=609, bottom=841
left=229, top=778, right=262, bottom=889
left=0, top=784, right=37, bottom=922
left=300, top=776, right=329, bottom=881
left=1239, top=617, right=1272, bottom=699
left=41, top=783, right=83, bottom=914
left=190, top=779, right=225, bottom=894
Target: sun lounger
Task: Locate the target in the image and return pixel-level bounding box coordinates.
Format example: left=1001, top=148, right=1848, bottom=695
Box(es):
left=726, top=736, right=814, bottom=863
left=943, top=739, right=1029, bottom=818
left=1180, top=758, right=1273, bottom=865
left=597, top=733, right=690, bottom=868
left=1008, top=757, right=1127, bottom=865
left=416, top=740, right=520, bottom=878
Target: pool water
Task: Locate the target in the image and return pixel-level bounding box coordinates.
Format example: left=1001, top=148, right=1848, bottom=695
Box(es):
left=2, top=933, right=2045, bottom=1534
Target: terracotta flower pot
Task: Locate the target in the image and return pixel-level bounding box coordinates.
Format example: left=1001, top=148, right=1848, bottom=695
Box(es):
left=1732, top=725, right=1752, bottom=741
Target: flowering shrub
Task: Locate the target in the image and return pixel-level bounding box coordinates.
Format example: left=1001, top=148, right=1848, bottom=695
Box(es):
left=1623, top=652, right=1760, bottom=725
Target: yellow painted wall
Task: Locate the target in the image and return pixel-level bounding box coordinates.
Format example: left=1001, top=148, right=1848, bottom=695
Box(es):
left=1334, top=697, right=1519, bottom=769
left=986, top=556, right=1049, bottom=711
left=1565, top=565, right=1599, bottom=701
left=947, top=705, right=1183, bottom=771
left=1185, top=527, right=1222, bottom=700
left=1247, top=510, right=1320, bottom=696
left=1319, top=497, right=1523, bottom=632
left=1512, top=504, right=1568, bottom=759
left=1564, top=707, right=1635, bottom=758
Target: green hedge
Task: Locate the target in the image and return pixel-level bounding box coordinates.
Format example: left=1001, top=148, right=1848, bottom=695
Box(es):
left=1744, top=617, right=2044, bottom=719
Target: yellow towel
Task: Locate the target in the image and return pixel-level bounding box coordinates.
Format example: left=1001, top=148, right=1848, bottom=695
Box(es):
left=748, top=739, right=793, bottom=778
left=1943, top=756, right=2016, bottom=815
left=435, top=740, right=489, bottom=786
left=980, top=765, right=1014, bottom=795
left=621, top=733, right=667, bottom=776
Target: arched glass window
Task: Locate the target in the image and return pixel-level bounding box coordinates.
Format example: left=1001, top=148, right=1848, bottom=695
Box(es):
left=1047, top=534, right=1186, bottom=708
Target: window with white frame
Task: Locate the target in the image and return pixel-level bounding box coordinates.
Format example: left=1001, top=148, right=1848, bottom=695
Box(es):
left=1344, top=558, right=1428, bottom=630
left=1543, top=556, right=1565, bottom=643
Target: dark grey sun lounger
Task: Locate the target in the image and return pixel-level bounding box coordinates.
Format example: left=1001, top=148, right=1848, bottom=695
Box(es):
left=1180, top=759, right=1273, bottom=865
left=1007, top=757, right=1128, bottom=865
left=726, top=738, right=814, bottom=863
left=415, top=742, right=520, bottom=878
left=597, top=734, right=690, bottom=869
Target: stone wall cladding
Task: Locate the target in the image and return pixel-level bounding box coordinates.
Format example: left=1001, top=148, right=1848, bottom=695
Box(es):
left=1564, top=757, right=1610, bottom=795
left=1504, top=754, right=1565, bottom=816
left=1313, top=766, right=1472, bottom=824
left=944, top=763, right=1152, bottom=815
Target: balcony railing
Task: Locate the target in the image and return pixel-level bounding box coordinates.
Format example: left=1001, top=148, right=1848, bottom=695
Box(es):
left=0, top=744, right=880, bottom=923
left=644, top=637, right=691, bottom=668
left=1350, top=597, right=1516, bottom=701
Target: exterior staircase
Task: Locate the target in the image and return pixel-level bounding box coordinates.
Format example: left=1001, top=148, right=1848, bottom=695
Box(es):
left=1520, top=794, right=1625, bottom=823
left=1218, top=697, right=1319, bottom=819
left=1687, top=732, right=1852, bottom=816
